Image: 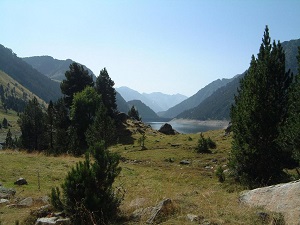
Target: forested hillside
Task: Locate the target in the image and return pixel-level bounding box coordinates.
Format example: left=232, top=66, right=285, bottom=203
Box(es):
left=23, top=55, right=96, bottom=81
left=127, top=99, right=160, bottom=121
left=0, top=70, right=46, bottom=112
left=160, top=77, right=234, bottom=118
left=176, top=38, right=300, bottom=120
left=0, top=44, right=61, bottom=102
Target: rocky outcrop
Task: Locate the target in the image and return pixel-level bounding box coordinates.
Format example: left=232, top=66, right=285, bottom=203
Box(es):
left=158, top=123, right=178, bottom=135
left=239, top=180, right=300, bottom=225
left=0, top=186, right=16, bottom=199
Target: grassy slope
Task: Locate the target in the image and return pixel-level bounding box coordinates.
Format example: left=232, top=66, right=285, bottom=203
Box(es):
left=0, top=126, right=275, bottom=225
left=0, top=70, right=47, bottom=143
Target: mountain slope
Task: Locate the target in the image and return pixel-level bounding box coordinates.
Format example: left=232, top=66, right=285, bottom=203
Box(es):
left=22, top=56, right=96, bottom=81
left=177, top=38, right=300, bottom=120
left=0, top=70, right=47, bottom=111
left=160, top=78, right=234, bottom=118
left=127, top=100, right=160, bottom=121
left=0, top=44, right=61, bottom=102
left=116, top=91, right=130, bottom=114
left=142, top=92, right=187, bottom=112
left=116, top=87, right=163, bottom=112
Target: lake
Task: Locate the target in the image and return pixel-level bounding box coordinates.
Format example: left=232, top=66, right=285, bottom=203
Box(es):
left=146, top=120, right=229, bottom=134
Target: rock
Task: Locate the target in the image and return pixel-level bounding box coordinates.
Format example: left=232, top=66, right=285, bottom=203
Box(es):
left=187, top=214, right=201, bottom=222
left=35, top=217, right=71, bottom=225
left=180, top=160, right=190, bottom=165
left=0, top=199, right=9, bottom=205
left=18, top=197, right=33, bottom=207
left=146, top=198, right=174, bottom=224
left=0, top=186, right=16, bottom=199
left=158, top=123, right=178, bottom=135
left=129, top=197, right=146, bottom=208
left=14, top=177, right=28, bottom=185
left=239, top=180, right=300, bottom=225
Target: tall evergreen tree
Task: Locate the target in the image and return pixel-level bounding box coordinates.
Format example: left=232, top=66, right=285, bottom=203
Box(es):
left=95, top=68, right=117, bottom=118
left=61, top=63, right=94, bottom=109
left=47, top=100, right=55, bottom=150
left=70, top=87, right=101, bottom=155
left=229, top=26, right=293, bottom=187
left=282, top=47, right=300, bottom=164
left=18, top=97, right=47, bottom=151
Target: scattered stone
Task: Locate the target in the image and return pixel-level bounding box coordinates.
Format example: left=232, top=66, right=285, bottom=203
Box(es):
left=186, top=214, right=201, bottom=222
left=146, top=198, right=174, bottom=224
left=14, top=177, right=28, bottom=185
left=0, top=186, right=16, bottom=199
left=0, top=199, right=9, bottom=205
left=257, top=212, right=269, bottom=221
left=239, top=180, right=300, bottom=225
left=165, top=158, right=175, bottom=163
left=129, top=197, right=146, bottom=208
left=18, top=197, right=33, bottom=207
left=158, top=123, right=178, bottom=135
left=35, top=217, right=71, bottom=225
left=180, top=160, right=190, bottom=165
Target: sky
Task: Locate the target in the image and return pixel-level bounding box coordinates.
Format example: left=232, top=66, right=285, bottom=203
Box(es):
left=1, top=0, right=300, bottom=97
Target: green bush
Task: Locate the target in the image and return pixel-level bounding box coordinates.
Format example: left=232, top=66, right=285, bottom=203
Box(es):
left=215, top=166, right=225, bottom=183
left=51, top=141, right=122, bottom=224
left=196, top=133, right=216, bottom=153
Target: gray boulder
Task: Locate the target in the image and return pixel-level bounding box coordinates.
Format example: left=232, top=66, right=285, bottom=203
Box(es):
left=14, top=177, right=28, bottom=185
left=35, top=217, right=71, bottom=225
left=0, top=186, right=16, bottom=199
left=240, top=180, right=300, bottom=225
left=158, top=123, right=178, bottom=135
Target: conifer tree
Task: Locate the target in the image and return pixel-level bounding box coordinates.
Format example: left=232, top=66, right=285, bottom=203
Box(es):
left=51, top=141, right=122, bottom=224
left=95, top=68, right=117, bottom=118
left=229, top=26, right=293, bottom=187
left=61, top=63, right=94, bottom=109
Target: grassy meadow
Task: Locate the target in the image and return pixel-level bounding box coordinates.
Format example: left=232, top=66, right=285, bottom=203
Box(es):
left=0, top=123, right=279, bottom=224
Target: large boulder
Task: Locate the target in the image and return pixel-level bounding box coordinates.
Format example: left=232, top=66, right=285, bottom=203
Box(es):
left=0, top=186, right=16, bottom=199
left=14, top=177, right=28, bottom=185
left=239, top=180, right=300, bottom=225
left=158, top=123, right=178, bottom=135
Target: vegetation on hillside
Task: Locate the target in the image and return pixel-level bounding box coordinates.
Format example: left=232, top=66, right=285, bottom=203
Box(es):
left=0, top=44, right=61, bottom=102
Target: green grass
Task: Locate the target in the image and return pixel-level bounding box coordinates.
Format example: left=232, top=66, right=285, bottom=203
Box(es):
left=0, top=127, right=278, bottom=224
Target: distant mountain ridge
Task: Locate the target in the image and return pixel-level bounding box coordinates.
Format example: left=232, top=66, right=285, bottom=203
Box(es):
left=0, top=44, right=61, bottom=102
left=116, top=86, right=187, bottom=112
left=23, top=55, right=96, bottom=81
left=176, top=38, right=300, bottom=120
left=159, top=77, right=234, bottom=118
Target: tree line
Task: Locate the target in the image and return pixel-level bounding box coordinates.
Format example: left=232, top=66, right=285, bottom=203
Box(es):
left=16, top=63, right=118, bottom=156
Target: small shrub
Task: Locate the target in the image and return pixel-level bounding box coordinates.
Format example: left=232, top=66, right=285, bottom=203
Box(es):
left=196, top=133, right=210, bottom=153
left=216, top=166, right=225, bottom=183
left=207, top=137, right=217, bottom=149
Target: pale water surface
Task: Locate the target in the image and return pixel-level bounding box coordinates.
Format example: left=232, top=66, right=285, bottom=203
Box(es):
left=146, top=120, right=228, bottom=134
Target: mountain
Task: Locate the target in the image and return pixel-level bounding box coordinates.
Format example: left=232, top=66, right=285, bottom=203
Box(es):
left=22, top=56, right=96, bottom=81
left=0, top=44, right=61, bottom=102
left=116, top=91, right=130, bottom=114
left=142, top=92, right=187, bottom=112
left=127, top=100, right=160, bottom=122
left=0, top=70, right=47, bottom=112
left=176, top=38, right=300, bottom=121
left=116, top=87, right=163, bottom=112
left=159, top=78, right=234, bottom=118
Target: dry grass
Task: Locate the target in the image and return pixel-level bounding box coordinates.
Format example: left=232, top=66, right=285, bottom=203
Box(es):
left=0, top=128, right=274, bottom=224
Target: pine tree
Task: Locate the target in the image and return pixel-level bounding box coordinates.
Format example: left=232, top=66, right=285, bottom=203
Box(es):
left=60, top=63, right=94, bottom=109
left=283, top=47, right=300, bottom=164
left=5, top=129, right=13, bottom=149
left=229, top=26, right=293, bottom=187
left=51, top=141, right=122, bottom=224
left=128, top=105, right=141, bottom=121
left=85, top=104, right=116, bottom=148
left=18, top=97, right=47, bottom=151
left=95, top=68, right=118, bottom=118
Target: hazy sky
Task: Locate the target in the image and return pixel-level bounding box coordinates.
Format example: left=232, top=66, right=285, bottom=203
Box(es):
left=1, top=0, right=300, bottom=96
